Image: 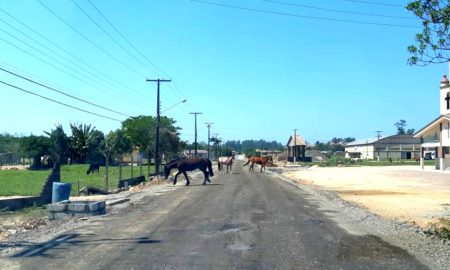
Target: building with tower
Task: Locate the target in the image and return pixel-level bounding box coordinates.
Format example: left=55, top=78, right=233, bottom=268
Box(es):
left=414, top=75, right=450, bottom=170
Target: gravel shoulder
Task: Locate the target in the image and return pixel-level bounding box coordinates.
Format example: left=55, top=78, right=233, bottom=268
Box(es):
left=268, top=169, right=450, bottom=270
left=281, top=165, right=450, bottom=228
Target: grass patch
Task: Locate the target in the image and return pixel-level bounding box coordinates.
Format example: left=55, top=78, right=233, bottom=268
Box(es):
left=0, top=170, right=48, bottom=196
left=427, top=218, right=450, bottom=240
left=0, top=204, right=46, bottom=218
left=0, top=164, right=156, bottom=197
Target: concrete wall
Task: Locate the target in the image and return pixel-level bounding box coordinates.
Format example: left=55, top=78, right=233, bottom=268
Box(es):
left=0, top=163, right=60, bottom=211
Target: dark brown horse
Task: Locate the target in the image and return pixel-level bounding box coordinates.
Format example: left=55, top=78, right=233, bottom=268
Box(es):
left=243, top=156, right=272, bottom=173
left=164, top=158, right=214, bottom=186
left=86, top=164, right=100, bottom=175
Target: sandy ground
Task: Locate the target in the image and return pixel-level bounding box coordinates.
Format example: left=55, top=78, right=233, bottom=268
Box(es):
left=282, top=165, right=450, bottom=228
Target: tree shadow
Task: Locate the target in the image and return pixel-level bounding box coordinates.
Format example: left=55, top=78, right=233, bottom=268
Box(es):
left=7, top=233, right=161, bottom=258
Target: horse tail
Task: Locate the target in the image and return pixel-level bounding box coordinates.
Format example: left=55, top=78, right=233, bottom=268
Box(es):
left=208, top=159, right=214, bottom=177
left=243, top=160, right=250, bottom=166
left=217, top=161, right=221, bottom=171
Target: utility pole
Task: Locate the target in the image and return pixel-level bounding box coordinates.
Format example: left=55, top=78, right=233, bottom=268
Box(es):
left=293, top=128, right=298, bottom=163
left=147, top=78, right=171, bottom=177
left=205, top=122, right=213, bottom=159
left=376, top=130, right=383, bottom=141
left=190, top=112, right=202, bottom=157
left=213, top=133, right=220, bottom=161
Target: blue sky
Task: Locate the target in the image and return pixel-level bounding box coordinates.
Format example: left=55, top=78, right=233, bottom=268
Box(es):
left=0, top=0, right=448, bottom=145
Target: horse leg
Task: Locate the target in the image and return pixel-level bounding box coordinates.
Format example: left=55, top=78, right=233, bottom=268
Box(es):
left=182, top=171, right=190, bottom=186
left=200, top=169, right=211, bottom=185
left=202, top=168, right=211, bottom=184
left=174, top=171, right=182, bottom=185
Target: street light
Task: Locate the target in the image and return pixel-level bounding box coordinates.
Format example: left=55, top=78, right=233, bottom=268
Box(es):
left=161, top=98, right=187, bottom=113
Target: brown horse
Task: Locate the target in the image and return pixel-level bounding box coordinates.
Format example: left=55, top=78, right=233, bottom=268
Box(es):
left=164, top=157, right=214, bottom=186
left=243, top=156, right=272, bottom=173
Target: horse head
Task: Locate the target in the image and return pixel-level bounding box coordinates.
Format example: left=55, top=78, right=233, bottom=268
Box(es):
left=164, top=158, right=179, bottom=179
left=163, top=165, right=170, bottom=179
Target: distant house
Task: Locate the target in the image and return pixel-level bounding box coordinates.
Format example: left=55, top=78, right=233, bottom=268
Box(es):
left=121, top=149, right=148, bottom=165
left=414, top=75, right=450, bottom=170
left=182, top=149, right=209, bottom=159
left=345, top=135, right=420, bottom=160
left=286, top=134, right=307, bottom=162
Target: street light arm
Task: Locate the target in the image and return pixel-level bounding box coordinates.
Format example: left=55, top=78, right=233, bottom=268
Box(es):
left=161, top=99, right=187, bottom=113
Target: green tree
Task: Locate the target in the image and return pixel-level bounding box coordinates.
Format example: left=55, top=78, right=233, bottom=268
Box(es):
left=105, top=129, right=132, bottom=162
left=244, top=147, right=257, bottom=157
left=122, top=115, right=182, bottom=161
left=406, top=1, right=450, bottom=65
left=69, top=123, right=100, bottom=163
left=19, top=135, right=50, bottom=169
left=44, top=124, right=69, bottom=163
left=159, top=117, right=182, bottom=159
left=395, top=119, right=407, bottom=135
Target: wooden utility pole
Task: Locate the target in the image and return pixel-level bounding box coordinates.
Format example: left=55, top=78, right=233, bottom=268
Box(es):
left=205, top=122, right=213, bottom=159
left=147, top=78, right=171, bottom=177
left=293, top=129, right=298, bottom=163
left=190, top=112, right=202, bottom=157
left=213, top=133, right=220, bottom=161
left=376, top=130, right=383, bottom=141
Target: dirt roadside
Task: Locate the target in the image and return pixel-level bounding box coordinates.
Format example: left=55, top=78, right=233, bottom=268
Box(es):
left=281, top=165, right=450, bottom=228
left=0, top=179, right=169, bottom=242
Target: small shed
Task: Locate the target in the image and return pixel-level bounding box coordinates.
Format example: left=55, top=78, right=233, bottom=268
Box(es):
left=286, top=134, right=306, bottom=162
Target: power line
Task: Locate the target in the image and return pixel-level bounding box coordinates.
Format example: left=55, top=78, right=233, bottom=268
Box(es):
left=0, top=80, right=121, bottom=122
left=0, top=8, right=149, bottom=104
left=344, top=0, right=405, bottom=8
left=0, top=66, right=130, bottom=118
left=86, top=0, right=169, bottom=78
left=36, top=0, right=146, bottom=78
left=86, top=0, right=189, bottom=103
left=263, top=0, right=414, bottom=20
left=189, top=0, right=419, bottom=28
left=0, top=32, right=148, bottom=109
left=0, top=25, right=140, bottom=105
left=70, top=0, right=161, bottom=77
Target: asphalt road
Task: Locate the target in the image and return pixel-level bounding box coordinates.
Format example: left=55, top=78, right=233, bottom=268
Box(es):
left=2, top=162, right=429, bottom=270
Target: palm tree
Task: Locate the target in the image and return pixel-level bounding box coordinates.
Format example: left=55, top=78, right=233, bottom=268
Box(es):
left=44, top=124, right=69, bottom=164
left=69, top=123, right=97, bottom=164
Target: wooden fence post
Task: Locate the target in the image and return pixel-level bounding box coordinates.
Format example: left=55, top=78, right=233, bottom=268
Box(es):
left=131, top=155, right=134, bottom=178
left=119, top=162, right=122, bottom=181
left=105, top=155, right=109, bottom=191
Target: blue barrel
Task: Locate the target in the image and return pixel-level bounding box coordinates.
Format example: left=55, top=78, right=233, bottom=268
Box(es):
left=52, top=182, right=72, bottom=203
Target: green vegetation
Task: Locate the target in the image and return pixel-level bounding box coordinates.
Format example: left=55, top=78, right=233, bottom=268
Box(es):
left=0, top=170, right=48, bottom=196
left=427, top=217, right=450, bottom=240
left=0, top=164, right=155, bottom=197
left=0, top=204, right=46, bottom=217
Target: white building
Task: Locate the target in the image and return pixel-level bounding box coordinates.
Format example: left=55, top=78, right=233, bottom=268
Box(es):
left=345, top=135, right=420, bottom=160
left=414, top=75, right=450, bottom=170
